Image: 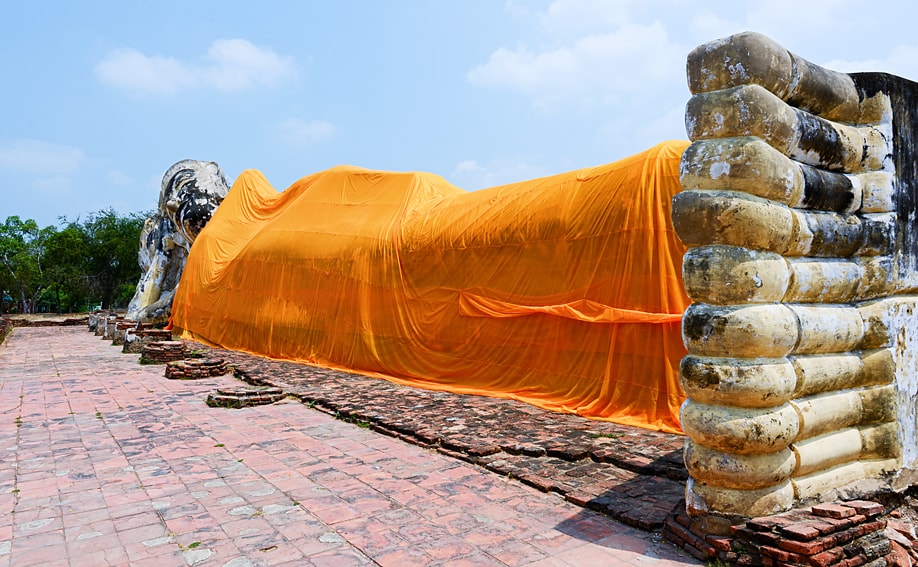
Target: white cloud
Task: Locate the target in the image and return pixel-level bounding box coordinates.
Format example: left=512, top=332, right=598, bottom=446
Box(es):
left=95, top=39, right=295, bottom=95
left=202, top=39, right=296, bottom=91
left=0, top=139, right=84, bottom=173
left=823, top=44, right=918, bottom=82
left=279, top=118, right=336, bottom=144
left=467, top=4, right=685, bottom=111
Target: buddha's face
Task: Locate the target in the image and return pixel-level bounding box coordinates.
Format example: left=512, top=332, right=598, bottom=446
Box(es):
left=160, top=160, right=229, bottom=244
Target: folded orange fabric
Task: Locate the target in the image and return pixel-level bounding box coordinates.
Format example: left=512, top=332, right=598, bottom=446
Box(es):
left=173, top=140, right=691, bottom=432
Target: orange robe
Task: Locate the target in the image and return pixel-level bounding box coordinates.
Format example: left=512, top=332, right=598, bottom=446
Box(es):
left=172, top=140, right=691, bottom=432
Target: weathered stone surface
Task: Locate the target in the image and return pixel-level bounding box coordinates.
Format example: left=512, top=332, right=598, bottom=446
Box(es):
left=680, top=400, right=800, bottom=455
left=791, top=350, right=894, bottom=398
left=855, top=256, right=898, bottom=299
left=792, top=459, right=900, bottom=502
left=793, top=428, right=865, bottom=477
left=788, top=305, right=863, bottom=354
left=682, top=245, right=789, bottom=304
left=126, top=160, right=229, bottom=324
left=791, top=386, right=896, bottom=441
left=687, top=478, right=795, bottom=519
left=680, top=356, right=796, bottom=408
left=680, top=137, right=805, bottom=205
left=686, top=32, right=862, bottom=122
left=785, top=258, right=862, bottom=303
left=682, top=303, right=798, bottom=358
left=675, top=30, right=915, bottom=521
left=672, top=189, right=795, bottom=252
left=859, top=424, right=902, bottom=466
left=685, top=440, right=795, bottom=490
left=686, top=84, right=888, bottom=173
left=858, top=172, right=896, bottom=213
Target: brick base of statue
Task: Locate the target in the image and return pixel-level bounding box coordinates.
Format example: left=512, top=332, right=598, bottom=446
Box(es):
left=164, top=358, right=228, bottom=379
left=140, top=341, right=186, bottom=363
left=205, top=386, right=285, bottom=408
left=663, top=499, right=917, bottom=566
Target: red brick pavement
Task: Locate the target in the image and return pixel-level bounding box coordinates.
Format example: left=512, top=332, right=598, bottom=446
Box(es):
left=0, top=326, right=699, bottom=566
left=198, top=342, right=687, bottom=531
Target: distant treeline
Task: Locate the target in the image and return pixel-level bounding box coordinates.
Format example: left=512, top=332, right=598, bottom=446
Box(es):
left=0, top=210, right=147, bottom=314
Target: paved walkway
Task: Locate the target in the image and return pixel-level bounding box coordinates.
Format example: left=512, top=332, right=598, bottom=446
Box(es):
left=201, top=344, right=687, bottom=531
left=0, top=326, right=699, bottom=566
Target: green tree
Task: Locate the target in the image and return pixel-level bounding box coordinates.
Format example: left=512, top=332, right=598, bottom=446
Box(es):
left=0, top=216, right=53, bottom=314
left=41, top=222, right=91, bottom=313
left=1, top=210, right=147, bottom=314
left=79, top=209, right=146, bottom=310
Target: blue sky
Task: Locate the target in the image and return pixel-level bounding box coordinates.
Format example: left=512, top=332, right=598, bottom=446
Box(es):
left=3, top=1, right=918, bottom=228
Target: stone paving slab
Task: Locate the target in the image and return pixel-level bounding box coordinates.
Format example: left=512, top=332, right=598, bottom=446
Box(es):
left=194, top=343, right=687, bottom=531
left=0, top=326, right=699, bottom=566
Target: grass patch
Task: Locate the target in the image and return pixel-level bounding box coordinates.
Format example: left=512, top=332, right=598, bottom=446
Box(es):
left=588, top=432, right=621, bottom=439
left=178, top=541, right=201, bottom=551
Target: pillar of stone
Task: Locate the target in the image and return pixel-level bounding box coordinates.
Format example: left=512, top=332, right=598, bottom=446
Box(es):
left=673, top=31, right=918, bottom=532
